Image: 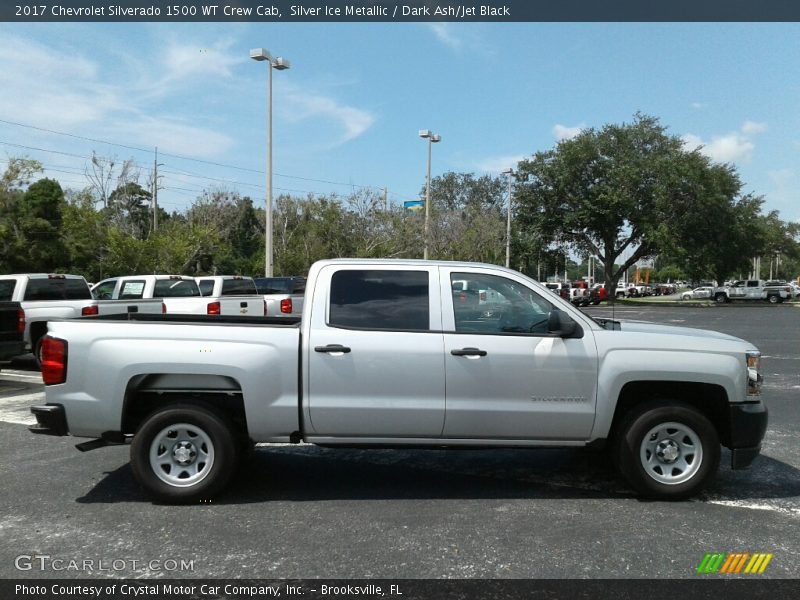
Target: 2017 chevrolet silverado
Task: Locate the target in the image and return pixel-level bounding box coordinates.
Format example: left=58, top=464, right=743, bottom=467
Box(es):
left=31, top=259, right=767, bottom=502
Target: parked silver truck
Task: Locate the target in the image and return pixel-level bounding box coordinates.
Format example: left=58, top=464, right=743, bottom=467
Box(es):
left=32, top=259, right=767, bottom=503
left=713, top=280, right=793, bottom=304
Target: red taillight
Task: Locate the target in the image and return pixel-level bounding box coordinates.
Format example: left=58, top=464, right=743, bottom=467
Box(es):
left=17, top=308, right=25, bottom=333
left=161, top=302, right=167, bottom=314
left=41, top=336, right=67, bottom=385
left=459, top=292, right=466, bottom=303
left=207, top=301, right=221, bottom=316
left=81, top=305, right=99, bottom=316
left=280, top=298, right=292, bottom=314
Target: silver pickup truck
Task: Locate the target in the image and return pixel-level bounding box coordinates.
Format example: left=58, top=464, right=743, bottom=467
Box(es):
left=31, top=259, right=767, bottom=503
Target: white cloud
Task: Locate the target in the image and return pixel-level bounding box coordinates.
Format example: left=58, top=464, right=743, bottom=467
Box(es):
left=691, top=102, right=707, bottom=109
left=161, top=39, right=240, bottom=83
left=682, top=120, right=766, bottom=164
left=475, top=154, right=525, bottom=174
left=704, top=134, right=755, bottom=163
left=553, top=124, right=583, bottom=141
left=427, top=23, right=462, bottom=50
left=284, top=88, right=375, bottom=145
left=741, top=120, right=767, bottom=135
left=681, top=134, right=704, bottom=151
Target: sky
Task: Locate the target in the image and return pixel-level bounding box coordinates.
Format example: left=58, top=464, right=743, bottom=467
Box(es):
left=0, top=21, right=799, bottom=221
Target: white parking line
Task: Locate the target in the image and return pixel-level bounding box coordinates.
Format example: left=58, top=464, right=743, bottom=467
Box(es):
left=702, top=499, right=800, bottom=518
left=0, top=391, right=43, bottom=425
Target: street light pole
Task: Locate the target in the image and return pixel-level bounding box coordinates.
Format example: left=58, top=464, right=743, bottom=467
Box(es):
left=419, top=129, right=441, bottom=260
left=502, top=168, right=515, bottom=268
left=250, top=48, right=290, bottom=277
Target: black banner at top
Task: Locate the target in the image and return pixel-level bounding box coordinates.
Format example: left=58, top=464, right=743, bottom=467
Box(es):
left=3, top=0, right=800, bottom=22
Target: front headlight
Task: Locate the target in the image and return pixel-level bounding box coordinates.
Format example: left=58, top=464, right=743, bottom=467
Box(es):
left=747, top=351, right=762, bottom=396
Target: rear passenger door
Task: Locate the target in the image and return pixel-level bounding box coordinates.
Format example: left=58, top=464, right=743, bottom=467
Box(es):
left=306, top=265, right=445, bottom=438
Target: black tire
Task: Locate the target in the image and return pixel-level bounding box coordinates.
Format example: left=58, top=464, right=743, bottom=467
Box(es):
left=614, top=401, right=720, bottom=499
left=130, top=403, right=238, bottom=503
left=767, top=294, right=781, bottom=304
left=33, top=336, right=44, bottom=368
left=714, top=293, right=727, bottom=304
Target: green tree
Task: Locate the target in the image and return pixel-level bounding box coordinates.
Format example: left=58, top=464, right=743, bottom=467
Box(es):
left=14, top=178, right=68, bottom=272
left=423, top=172, right=506, bottom=263
left=514, top=114, right=750, bottom=296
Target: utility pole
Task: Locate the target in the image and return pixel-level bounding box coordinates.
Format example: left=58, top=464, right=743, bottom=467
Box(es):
left=383, top=187, right=388, bottom=211
left=153, top=147, right=159, bottom=232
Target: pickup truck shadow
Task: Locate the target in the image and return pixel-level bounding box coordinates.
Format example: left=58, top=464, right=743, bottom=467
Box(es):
left=76, top=446, right=800, bottom=505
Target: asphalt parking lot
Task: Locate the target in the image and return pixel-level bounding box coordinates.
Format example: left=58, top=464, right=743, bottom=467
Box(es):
left=0, top=305, right=798, bottom=580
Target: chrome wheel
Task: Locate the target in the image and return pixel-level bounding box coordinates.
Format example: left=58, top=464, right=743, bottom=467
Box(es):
left=639, top=421, right=702, bottom=485
left=149, top=423, right=215, bottom=487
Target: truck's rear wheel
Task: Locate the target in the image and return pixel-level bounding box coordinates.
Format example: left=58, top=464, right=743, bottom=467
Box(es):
left=768, top=294, right=781, bottom=304
left=714, top=293, right=727, bottom=304
left=130, top=404, right=238, bottom=503
left=614, top=401, right=720, bottom=499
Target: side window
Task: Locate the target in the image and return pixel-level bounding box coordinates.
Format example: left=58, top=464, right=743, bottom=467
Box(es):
left=198, top=280, right=214, bottom=296
left=450, top=272, right=553, bottom=335
left=154, top=279, right=201, bottom=298
left=329, top=270, right=429, bottom=331
left=119, top=280, right=146, bottom=299
left=0, top=280, right=17, bottom=301
left=221, top=279, right=258, bottom=296
left=92, top=280, right=117, bottom=300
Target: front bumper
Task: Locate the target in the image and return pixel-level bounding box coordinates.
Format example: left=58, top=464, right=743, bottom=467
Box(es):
left=29, top=404, right=68, bottom=436
left=728, top=401, right=768, bottom=469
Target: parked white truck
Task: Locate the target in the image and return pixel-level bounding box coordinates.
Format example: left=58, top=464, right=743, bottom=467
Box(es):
left=92, top=275, right=265, bottom=316
left=713, top=280, right=793, bottom=304
left=253, top=276, right=305, bottom=316
left=32, top=259, right=767, bottom=503
left=0, top=273, right=162, bottom=358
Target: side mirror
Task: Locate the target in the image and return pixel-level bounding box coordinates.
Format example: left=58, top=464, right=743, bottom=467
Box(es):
left=547, top=309, right=583, bottom=338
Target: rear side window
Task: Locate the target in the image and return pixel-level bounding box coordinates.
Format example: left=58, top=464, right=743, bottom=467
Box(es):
left=119, top=280, right=146, bottom=299
left=221, top=279, right=258, bottom=296
left=197, top=280, right=214, bottom=296
left=153, top=279, right=201, bottom=298
left=329, top=270, right=429, bottom=331
left=254, top=278, right=290, bottom=294
left=23, top=278, right=91, bottom=301
left=0, top=280, right=15, bottom=301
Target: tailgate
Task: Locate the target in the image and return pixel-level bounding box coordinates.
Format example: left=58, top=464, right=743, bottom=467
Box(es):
left=218, top=296, right=264, bottom=316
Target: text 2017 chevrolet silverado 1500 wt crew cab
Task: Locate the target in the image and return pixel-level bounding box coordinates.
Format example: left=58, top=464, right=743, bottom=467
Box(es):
left=32, top=259, right=767, bottom=502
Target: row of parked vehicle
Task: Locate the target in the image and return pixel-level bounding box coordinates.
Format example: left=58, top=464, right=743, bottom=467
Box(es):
left=0, top=272, right=306, bottom=363
left=682, top=280, right=800, bottom=304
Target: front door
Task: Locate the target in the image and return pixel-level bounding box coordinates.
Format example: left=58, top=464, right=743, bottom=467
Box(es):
left=441, top=269, right=598, bottom=441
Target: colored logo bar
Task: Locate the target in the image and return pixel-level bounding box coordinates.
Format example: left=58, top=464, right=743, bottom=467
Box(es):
left=696, top=552, right=773, bottom=574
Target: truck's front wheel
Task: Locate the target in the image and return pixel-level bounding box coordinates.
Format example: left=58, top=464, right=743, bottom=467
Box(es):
left=614, top=402, right=720, bottom=499
left=130, top=404, right=238, bottom=503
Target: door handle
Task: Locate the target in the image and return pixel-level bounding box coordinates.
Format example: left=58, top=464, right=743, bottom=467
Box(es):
left=450, top=347, right=487, bottom=357
left=314, top=344, right=352, bottom=354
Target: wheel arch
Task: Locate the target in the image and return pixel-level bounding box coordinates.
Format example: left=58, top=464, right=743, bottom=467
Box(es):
left=608, top=381, right=731, bottom=446
left=122, top=373, right=249, bottom=443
